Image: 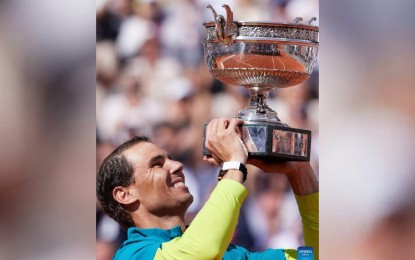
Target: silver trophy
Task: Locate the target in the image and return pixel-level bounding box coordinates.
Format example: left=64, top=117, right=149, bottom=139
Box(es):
left=202, top=4, right=319, bottom=160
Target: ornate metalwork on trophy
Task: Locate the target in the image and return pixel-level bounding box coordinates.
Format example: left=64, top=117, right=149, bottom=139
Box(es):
left=202, top=4, right=319, bottom=160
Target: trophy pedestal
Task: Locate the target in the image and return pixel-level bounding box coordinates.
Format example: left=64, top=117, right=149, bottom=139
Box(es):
left=203, top=123, right=311, bottom=161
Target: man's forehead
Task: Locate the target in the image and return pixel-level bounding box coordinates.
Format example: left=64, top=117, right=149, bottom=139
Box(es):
left=123, top=142, right=166, bottom=166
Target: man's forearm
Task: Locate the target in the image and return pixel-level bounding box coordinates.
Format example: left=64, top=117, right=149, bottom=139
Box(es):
left=290, top=163, right=319, bottom=259
left=287, top=163, right=318, bottom=195
left=295, top=192, right=319, bottom=260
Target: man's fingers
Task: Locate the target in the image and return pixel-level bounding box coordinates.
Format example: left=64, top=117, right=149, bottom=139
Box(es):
left=205, top=118, right=230, bottom=147
left=206, top=118, right=226, bottom=137
left=218, top=118, right=230, bottom=130
left=227, top=118, right=244, bottom=132
left=205, top=117, right=247, bottom=164
left=205, top=119, right=218, bottom=151
left=203, top=155, right=221, bottom=166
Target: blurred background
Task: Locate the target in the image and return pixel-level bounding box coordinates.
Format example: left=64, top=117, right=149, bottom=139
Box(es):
left=0, top=0, right=96, bottom=259
left=0, top=0, right=414, bottom=259
left=320, top=0, right=415, bottom=259
left=96, top=0, right=319, bottom=259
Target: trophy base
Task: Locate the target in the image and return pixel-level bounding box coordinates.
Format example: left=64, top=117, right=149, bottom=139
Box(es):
left=203, top=122, right=311, bottom=161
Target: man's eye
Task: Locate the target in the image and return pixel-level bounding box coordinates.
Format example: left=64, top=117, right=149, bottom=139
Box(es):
left=153, top=162, right=163, bottom=167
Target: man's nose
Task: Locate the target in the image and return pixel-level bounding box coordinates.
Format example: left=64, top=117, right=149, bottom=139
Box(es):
left=168, top=159, right=184, bottom=174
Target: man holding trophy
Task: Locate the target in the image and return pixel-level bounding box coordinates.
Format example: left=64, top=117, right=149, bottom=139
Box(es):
left=96, top=118, right=318, bottom=259
left=96, top=4, right=319, bottom=260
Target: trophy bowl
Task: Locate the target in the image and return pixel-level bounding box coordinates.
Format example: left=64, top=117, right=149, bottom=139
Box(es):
left=202, top=4, right=319, bottom=160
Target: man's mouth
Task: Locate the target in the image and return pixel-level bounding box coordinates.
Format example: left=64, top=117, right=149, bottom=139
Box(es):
left=170, top=175, right=188, bottom=190
left=170, top=173, right=189, bottom=191
left=172, top=181, right=186, bottom=188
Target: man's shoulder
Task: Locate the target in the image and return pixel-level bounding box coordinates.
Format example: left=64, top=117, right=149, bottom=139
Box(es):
left=113, top=226, right=181, bottom=260
left=114, top=236, right=162, bottom=260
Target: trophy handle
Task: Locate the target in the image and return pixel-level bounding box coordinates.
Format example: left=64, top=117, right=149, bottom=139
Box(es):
left=222, top=4, right=233, bottom=25
left=292, top=17, right=317, bottom=25
left=292, top=17, right=303, bottom=24
left=206, top=4, right=237, bottom=46
left=222, top=4, right=238, bottom=39
left=206, top=4, right=218, bottom=20
left=307, top=17, right=317, bottom=25
left=206, top=5, right=224, bottom=40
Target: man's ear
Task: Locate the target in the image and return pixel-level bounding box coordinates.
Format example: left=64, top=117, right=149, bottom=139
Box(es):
left=113, top=186, right=139, bottom=205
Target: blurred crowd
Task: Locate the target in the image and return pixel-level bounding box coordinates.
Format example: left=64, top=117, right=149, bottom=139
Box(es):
left=96, top=0, right=319, bottom=258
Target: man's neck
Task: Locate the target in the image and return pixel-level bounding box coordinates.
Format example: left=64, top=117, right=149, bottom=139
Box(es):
left=132, top=212, right=187, bottom=232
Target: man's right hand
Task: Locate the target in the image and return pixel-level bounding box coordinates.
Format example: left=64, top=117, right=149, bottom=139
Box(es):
left=204, top=118, right=248, bottom=166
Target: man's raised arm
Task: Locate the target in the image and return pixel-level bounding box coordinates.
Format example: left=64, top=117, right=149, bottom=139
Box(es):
left=248, top=159, right=319, bottom=259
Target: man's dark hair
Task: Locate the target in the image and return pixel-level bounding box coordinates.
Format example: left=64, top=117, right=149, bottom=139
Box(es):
left=96, top=136, right=151, bottom=229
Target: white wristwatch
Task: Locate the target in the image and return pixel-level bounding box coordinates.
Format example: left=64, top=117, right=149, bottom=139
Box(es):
left=218, top=161, right=248, bottom=183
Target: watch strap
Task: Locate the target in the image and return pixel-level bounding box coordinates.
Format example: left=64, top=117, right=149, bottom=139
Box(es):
left=218, top=161, right=248, bottom=183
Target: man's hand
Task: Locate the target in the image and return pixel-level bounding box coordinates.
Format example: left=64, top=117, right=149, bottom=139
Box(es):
left=247, top=158, right=303, bottom=175
left=247, top=158, right=318, bottom=195
left=204, top=118, right=248, bottom=165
